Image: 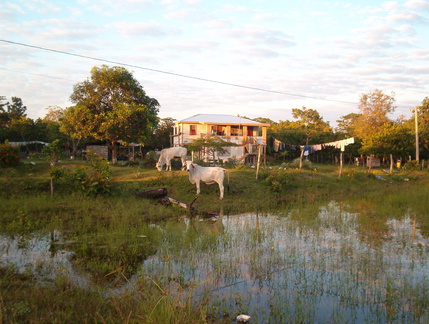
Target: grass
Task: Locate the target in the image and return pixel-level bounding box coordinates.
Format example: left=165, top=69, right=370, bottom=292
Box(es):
left=1, top=158, right=429, bottom=323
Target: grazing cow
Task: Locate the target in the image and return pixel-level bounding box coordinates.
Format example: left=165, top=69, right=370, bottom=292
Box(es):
left=156, top=147, right=187, bottom=171
left=186, top=161, right=227, bottom=199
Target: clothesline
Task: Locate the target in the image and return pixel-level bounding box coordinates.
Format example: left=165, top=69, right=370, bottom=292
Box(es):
left=8, top=141, right=49, bottom=147
left=272, top=137, right=355, bottom=153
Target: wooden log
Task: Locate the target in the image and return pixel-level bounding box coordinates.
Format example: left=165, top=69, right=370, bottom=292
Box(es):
left=158, top=196, right=199, bottom=214
left=136, top=188, right=168, bottom=199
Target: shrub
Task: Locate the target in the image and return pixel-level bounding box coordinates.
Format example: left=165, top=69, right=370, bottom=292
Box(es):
left=403, top=160, right=419, bottom=171
left=287, top=158, right=313, bottom=170
left=140, top=150, right=158, bottom=168
left=0, top=143, right=20, bottom=168
left=52, top=151, right=114, bottom=196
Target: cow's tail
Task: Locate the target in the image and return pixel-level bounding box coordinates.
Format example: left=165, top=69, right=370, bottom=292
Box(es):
left=225, top=169, right=230, bottom=193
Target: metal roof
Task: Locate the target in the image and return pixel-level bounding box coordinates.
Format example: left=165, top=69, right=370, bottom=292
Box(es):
left=178, top=114, right=270, bottom=126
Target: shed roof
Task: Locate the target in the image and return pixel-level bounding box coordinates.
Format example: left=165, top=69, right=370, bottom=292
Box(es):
left=178, top=114, right=270, bottom=126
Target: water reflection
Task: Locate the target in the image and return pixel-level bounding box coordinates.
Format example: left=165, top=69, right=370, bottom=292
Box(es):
left=0, top=231, right=90, bottom=287
left=141, top=201, right=429, bottom=323
left=1, top=201, right=428, bottom=323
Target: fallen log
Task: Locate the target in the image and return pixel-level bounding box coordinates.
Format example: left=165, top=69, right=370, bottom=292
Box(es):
left=136, top=188, right=168, bottom=199
left=158, top=196, right=199, bottom=214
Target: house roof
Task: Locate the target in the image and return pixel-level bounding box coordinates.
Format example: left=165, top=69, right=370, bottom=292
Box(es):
left=178, top=114, right=270, bottom=126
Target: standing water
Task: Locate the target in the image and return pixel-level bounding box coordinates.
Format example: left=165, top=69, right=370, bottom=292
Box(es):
left=1, top=201, right=428, bottom=323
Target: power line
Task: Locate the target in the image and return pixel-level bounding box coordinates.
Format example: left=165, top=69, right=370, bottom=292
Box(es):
left=0, top=39, right=357, bottom=105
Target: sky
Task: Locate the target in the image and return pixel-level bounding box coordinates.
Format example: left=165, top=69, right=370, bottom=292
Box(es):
left=1, top=0, right=429, bottom=128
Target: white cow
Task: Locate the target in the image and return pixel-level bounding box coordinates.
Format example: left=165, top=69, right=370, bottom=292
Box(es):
left=156, top=147, right=187, bottom=171
left=186, top=161, right=227, bottom=199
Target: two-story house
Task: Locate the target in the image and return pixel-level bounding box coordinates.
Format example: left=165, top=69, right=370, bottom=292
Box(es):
left=172, top=114, right=270, bottom=164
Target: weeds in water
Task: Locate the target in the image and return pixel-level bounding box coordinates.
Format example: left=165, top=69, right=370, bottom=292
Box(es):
left=2, top=160, right=429, bottom=322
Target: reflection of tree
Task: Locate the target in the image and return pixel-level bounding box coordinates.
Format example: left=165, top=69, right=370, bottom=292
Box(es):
left=67, top=231, right=159, bottom=284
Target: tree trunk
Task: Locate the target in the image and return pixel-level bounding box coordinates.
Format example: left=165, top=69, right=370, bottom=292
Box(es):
left=109, top=140, right=117, bottom=164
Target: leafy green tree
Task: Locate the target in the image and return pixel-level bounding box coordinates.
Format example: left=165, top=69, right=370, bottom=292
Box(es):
left=0, top=142, right=20, bottom=167
left=252, top=117, right=275, bottom=124
left=414, top=97, right=429, bottom=159
left=336, top=113, right=361, bottom=136
left=0, top=96, right=8, bottom=128
left=60, top=105, right=93, bottom=159
left=6, top=116, right=35, bottom=142
left=42, top=139, right=63, bottom=195
left=354, top=89, right=395, bottom=140
left=359, top=123, right=413, bottom=161
left=188, top=136, right=236, bottom=162
left=7, top=97, right=27, bottom=120
left=69, top=65, right=159, bottom=163
left=292, top=107, right=331, bottom=145
left=145, top=117, right=175, bottom=150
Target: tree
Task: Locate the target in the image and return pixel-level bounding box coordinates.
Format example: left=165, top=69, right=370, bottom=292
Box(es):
left=69, top=65, right=159, bottom=163
left=188, top=136, right=237, bottom=162
left=7, top=97, right=27, bottom=120
left=60, top=105, right=94, bottom=159
left=292, top=107, right=332, bottom=145
left=414, top=97, right=429, bottom=159
left=354, top=89, right=396, bottom=139
left=336, top=113, right=361, bottom=136
left=252, top=117, right=275, bottom=124
left=0, top=96, right=8, bottom=128
left=359, top=123, right=414, bottom=163
left=145, top=117, right=175, bottom=150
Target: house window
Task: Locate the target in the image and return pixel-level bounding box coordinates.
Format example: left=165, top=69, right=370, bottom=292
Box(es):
left=211, top=125, right=225, bottom=136
left=247, top=127, right=254, bottom=136
left=190, top=125, right=197, bottom=135
left=231, top=126, right=242, bottom=136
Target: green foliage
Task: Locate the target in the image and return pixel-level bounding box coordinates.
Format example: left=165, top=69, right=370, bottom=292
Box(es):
left=262, top=169, right=299, bottom=193
left=188, top=136, right=237, bottom=161
left=51, top=151, right=113, bottom=196
left=138, top=150, right=158, bottom=168
left=0, top=142, right=20, bottom=167
left=403, top=160, right=420, bottom=171
left=287, top=158, right=313, bottom=170
left=359, top=123, right=414, bottom=158
left=69, top=65, right=160, bottom=162
left=42, top=139, right=63, bottom=164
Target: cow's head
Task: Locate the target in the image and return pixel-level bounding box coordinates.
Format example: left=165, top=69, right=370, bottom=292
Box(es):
left=185, top=160, right=195, bottom=172
left=156, top=161, right=163, bottom=171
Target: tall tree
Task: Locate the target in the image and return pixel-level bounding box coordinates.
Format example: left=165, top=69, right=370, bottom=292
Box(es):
left=69, top=65, right=160, bottom=162
left=145, top=117, right=175, bottom=150
left=60, top=105, right=96, bottom=159
left=336, top=113, right=361, bottom=136
left=359, top=122, right=414, bottom=161
left=7, top=97, right=27, bottom=120
left=414, top=97, right=429, bottom=159
left=292, top=107, right=331, bottom=145
left=354, top=89, right=396, bottom=139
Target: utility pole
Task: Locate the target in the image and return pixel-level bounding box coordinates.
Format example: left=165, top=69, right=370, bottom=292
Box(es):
left=415, top=106, right=419, bottom=162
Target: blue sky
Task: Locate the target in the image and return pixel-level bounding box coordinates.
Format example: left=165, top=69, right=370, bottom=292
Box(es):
left=1, top=0, right=428, bottom=127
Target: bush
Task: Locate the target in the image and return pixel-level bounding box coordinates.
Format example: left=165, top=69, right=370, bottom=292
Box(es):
left=0, top=143, right=20, bottom=168
left=140, top=151, right=158, bottom=168
left=403, top=160, right=420, bottom=171
left=287, top=158, right=313, bottom=170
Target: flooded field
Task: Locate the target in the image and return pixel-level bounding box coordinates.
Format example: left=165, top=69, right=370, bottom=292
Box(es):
left=1, top=201, right=428, bottom=323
